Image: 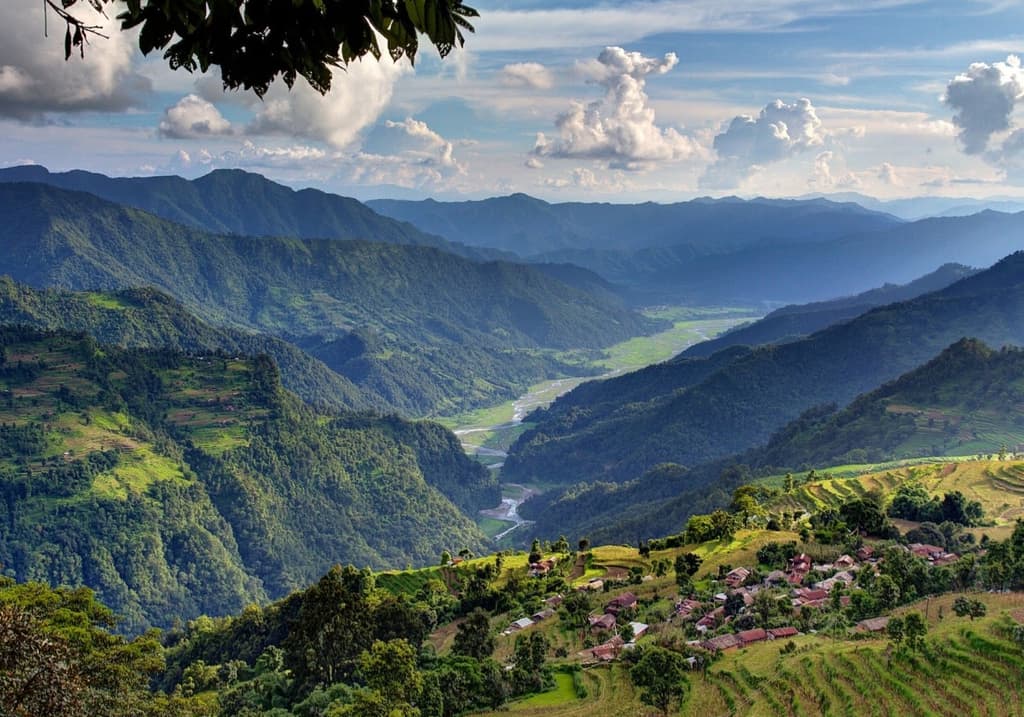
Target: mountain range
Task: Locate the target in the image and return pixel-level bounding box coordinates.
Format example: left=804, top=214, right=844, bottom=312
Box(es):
left=0, top=181, right=659, bottom=415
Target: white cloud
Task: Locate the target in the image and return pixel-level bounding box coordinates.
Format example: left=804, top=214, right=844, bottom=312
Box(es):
left=501, top=62, right=554, bottom=90
left=878, top=161, right=901, bottom=185
left=158, top=94, right=233, bottom=139
left=702, top=98, right=827, bottom=187
left=532, top=47, right=701, bottom=167
left=0, top=0, right=149, bottom=119
left=942, top=54, right=1024, bottom=154
left=809, top=150, right=861, bottom=190
left=247, top=58, right=410, bottom=148
left=524, top=157, right=544, bottom=169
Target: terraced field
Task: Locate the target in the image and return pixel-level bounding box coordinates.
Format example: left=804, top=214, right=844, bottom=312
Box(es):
left=767, top=460, right=1024, bottom=534
left=473, top=593, right=1024, bottom=717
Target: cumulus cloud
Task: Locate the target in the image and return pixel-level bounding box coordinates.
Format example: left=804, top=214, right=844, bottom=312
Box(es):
left=501, top=62, right=554, bottom=90
left=246, top=58, right=409, bottom=149
left=158, top=94, right=233, bottom=139
left=532, top=47, right=700, bottom=167
left=878, top=162, right=901, bottom=185
left=524, top=157, right=544, bottom=169
left=808, top=150, right=860, bottom=190
left=0, top=0, right=150, bottom=119
left=942, top=54, right=1024, bottom=154
left=701, top=98, right=827, bottom=188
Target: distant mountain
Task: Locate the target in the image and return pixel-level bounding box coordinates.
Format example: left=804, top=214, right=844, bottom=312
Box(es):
left=0, top=278, right=368, bottom=412
left=0, top=182, right=660, bottom=415
left=534, top=210, right=1024, bottom=306
left=504, top=251, right=1024, bottom=487
left=0, top=165, right=505, bottom=262
left=681, top=263, right=978, bottom=358
left=0, top=327, right=494, bottom=630
left=752, top=338, right=1024, bottom=470
left=368, top=194, right=902, bottom=257
left=811, top=191, right=1024, bottom=220
left=370, top=192, right=1024, bottom=308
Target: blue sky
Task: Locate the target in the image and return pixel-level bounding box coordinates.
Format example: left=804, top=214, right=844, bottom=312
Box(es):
left=2, top=0, right=1024, bottom=201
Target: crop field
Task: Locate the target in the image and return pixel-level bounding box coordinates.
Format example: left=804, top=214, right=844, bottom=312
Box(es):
left=766, top=460, right=1024, bottom=536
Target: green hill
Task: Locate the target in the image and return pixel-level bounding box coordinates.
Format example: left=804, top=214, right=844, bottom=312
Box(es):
left=754, top=338, right=1024, bottom=470
left=0, top=182, right=660, bottom=415
left=505, top=252, right=1024, bottom=488
left=0, top=327, right=493, bottom=631
left=0, top=277, right=369, bottom=412
left=0, top=165, right=504, bottom=261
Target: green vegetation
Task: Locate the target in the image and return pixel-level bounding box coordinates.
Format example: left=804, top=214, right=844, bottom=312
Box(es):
left=0, top=327, right=493, bottom=631
left=505, top=252, right=1024, bottom=487
left=0, top=278, right=368, bottom=412
left=0, top=182, right=662, bottom=416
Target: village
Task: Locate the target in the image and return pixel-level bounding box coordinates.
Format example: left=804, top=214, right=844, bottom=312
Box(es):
left=497, top=539, right=962, bottom=666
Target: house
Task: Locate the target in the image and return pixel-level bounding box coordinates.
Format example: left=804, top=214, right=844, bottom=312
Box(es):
left=579, top=579, right=604, bottom=591
left=589, top=613, right=617, bottom=632
left=508, top=617, right=534, bottom=632
left=764, top=570, right=788, bottom=585
left=605, top=592, right=638, bottom=615
left=768, top=627, right=799, bottom=640
left=529, top=558, right=558, bottom=577
left=588, top=635, right=626, bottom=662
left=789, top=553, right=812, bottom=573
left=695, top=613, right=717, bottom=633
left=908, top=543, right=945, bottom=560
left=738, top=628, right=768, bottom=646
left=531, top=608, right=556, bottom=622
left=628, top=621, right=649, bottom=640
left=856, top=546, right=875, bottom=562
left=702, top=633, right=743, bottom=652
left=794, top=588, right=829, bottom=602
left=544, top=594, right=564, bottom=609
left=676, top=599, right=702, bottom=618
left=835, top=555, right=856, bottom=569
left=856, top=616, right=890, bottom=633
left=724, top=567, right=752, bottom=588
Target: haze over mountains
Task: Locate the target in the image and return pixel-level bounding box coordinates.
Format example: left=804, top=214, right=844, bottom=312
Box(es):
left=370, top=193, right=1024, bottom=306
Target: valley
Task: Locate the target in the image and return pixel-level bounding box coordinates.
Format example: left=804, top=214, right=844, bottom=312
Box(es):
left=446, top=308, right=757, bottom=539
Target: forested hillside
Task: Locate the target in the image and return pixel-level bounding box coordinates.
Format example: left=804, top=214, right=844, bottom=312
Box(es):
left=754, top=338, right=1024, bottom=469
left=505, top=251, right=1024, bottom=488
left=0, top=277, right=370, bottom=412
left=0, top=182, right=660, bottom=415
left=0, top=164, right=504, bottom=260
left=0, top=327, right=493, bottom=630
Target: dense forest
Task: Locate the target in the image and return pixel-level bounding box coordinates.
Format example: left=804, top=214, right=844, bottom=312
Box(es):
left=0, top=327, right=494, bottom=630
left=0, top=182, right=660, bottom=415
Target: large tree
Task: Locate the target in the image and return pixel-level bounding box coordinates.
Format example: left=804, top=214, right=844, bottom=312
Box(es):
left=48, top=0, right=477, bottom=96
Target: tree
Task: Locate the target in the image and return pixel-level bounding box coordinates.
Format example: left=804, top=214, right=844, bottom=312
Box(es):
left=630, top=647, right=689, bottom=716
left=903, top=612, right=928, bottom=652
left=952, top=596, right=987, bottom=620
left=353, top=639, right=422, bottom=715
left=452, top=608, right=494, bottom=661
left=51, top=0, right=478, bottom=96
left=528, top=539, right=543, bottom=565
left=578, top=537, right=591, bottom=553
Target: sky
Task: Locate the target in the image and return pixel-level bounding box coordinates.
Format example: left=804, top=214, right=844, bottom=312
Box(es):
left=2, top=0, right=1024, bottom=202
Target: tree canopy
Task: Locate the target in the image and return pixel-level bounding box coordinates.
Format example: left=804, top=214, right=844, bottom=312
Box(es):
left=50, top=0, right=478, bottom=96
